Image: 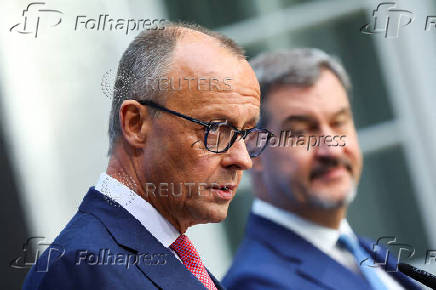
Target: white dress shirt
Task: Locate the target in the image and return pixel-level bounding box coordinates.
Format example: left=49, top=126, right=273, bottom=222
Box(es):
left=252, top=199, right=404, bottom=290
left=95, top=173, right=180, bottom=249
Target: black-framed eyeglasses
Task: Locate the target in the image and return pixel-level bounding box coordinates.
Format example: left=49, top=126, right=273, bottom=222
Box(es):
left=137, top=100, right=274, bottom=157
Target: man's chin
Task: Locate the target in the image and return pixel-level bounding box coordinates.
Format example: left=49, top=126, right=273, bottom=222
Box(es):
left=306, top=195, right=348, bottom=209
left=306, top=186, right=356, bottom=210
left=208, top=204, right=230, bottom=222
left=190, top=202, right=229, bottom=225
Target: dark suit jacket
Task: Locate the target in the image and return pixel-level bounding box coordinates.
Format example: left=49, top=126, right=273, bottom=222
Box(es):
left=222, top=213, right=421, bottom=290
left=23, top=187, right=224, bottom=290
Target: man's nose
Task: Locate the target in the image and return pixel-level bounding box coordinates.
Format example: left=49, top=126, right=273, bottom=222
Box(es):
left=313, top=128, right=344, bottom=158
left=315, top=141, right=343, bottom=158
left=220, top=138, right=253, bottom=170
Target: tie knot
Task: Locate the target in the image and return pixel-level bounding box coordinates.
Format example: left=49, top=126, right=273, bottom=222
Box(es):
left=337, top=234, right=357, bottom=253
left=170, top=234, right=218, bottom=290
left=171, top=234, right=190, bottom=247
left=170, top=234, right=201, bottom=264
left=337, top=234, right=387, bottom=290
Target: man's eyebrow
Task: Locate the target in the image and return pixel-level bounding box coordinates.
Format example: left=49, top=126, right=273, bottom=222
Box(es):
left=209, top=114, right=259, bottom=128
left=281, top=107, right=352, bottom=125
left=333, top=107, right=351, bottom=118
left=282, top=115, right=316, bottom=125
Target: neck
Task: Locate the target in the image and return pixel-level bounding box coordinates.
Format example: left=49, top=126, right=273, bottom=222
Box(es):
left=107, top=150, right=143, bottom=197
left=107, top=145, right=186, bottom=234
left=257, top=194, right=346, bottom=230
left=292, top=206, right=346, bottom=229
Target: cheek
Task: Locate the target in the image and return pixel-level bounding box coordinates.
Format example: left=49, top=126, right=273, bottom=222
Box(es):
left=189, top=156, right=220, bottom=178
left=289, top=150, right=314, bottom=181
left=344, top=134, right=362, bottom=164
left=264, top=149, right=312, bottom=180
left=342, top=134, right=363, bottom=181
left=145, top=128, right=196, bottom=179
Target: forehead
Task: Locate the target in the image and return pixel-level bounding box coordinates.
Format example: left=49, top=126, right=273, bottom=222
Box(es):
left=171, top=31, right=259, bottom=93
left=266, top=69, right=350, bottom=121
left=166, top=32, right=260, bottom=123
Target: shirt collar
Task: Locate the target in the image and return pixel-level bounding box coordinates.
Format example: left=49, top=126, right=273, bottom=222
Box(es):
left=95, top=173, right=180, bottom=248
left=252, top=198, right=355, bottom=253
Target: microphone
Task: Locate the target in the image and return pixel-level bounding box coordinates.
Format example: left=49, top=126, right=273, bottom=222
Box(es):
left=398, top=263, right=436, bottom=289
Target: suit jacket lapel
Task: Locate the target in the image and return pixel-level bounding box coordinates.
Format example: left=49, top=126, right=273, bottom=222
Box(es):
left=246, top=213, right=370, bottom=290
left=79, top=187, right=207, bottom=290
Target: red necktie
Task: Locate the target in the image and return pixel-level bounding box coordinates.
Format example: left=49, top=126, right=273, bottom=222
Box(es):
left=170, top=234, right=218, bottom=290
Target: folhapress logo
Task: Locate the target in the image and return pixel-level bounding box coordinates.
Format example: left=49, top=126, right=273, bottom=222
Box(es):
left=10, top=2, right=167, bottom=39
left=360, top=236, right=415, bottom=272
left=361, top=2, right=414, bottom=39
left=9, top=2, right=63, bottom=38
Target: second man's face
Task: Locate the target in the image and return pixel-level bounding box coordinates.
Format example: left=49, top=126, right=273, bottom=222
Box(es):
left=257, top=69, right=363, bottom=210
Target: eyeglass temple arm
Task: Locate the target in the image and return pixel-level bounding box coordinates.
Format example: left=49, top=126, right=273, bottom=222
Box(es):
left=137, top=100, right=210, bottom=127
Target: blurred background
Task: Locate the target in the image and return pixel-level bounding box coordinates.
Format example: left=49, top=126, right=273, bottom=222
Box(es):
left=1, top=0, right=436, bottom=288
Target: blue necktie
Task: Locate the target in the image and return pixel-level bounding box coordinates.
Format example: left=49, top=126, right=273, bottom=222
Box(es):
left=337, top=234, right=387, bottom=290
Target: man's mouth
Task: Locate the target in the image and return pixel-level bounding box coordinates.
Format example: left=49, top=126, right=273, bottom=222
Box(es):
left=208, top=184, right=236, bottom=200
left=310, top=165, right=352, bottom=181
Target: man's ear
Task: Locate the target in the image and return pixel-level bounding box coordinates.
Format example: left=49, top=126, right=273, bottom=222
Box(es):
left=119, top=100, right=150, bottom=149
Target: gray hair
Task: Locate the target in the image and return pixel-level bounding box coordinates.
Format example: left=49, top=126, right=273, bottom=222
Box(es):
left=107, top=22, right=245, bottom=155
left=250, top=48, right=351, bottom=127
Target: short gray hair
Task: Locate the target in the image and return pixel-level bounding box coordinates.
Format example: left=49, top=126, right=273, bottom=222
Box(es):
left=250, top=48, right=351, bottom=127
left=107, top=22, right=245, bottom=155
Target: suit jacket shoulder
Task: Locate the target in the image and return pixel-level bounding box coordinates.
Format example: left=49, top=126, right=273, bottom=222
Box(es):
left=223, top=213, right=420, bottom=290
left=23, top=187, right=222, bottom=290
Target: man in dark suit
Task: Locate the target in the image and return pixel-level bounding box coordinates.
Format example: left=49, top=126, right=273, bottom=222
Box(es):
left=222, top=49, right=421, bottom=290
left=23, top=23, right=269, bottom=289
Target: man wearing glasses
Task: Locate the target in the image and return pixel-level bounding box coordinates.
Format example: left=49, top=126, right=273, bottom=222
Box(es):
left=23, top=23, right=270, bottom=290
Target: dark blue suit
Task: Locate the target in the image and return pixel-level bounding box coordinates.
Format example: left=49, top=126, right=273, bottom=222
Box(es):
left=23, top=187, right=223, bottom=290
left=223, top=213, right=420, bottom=290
